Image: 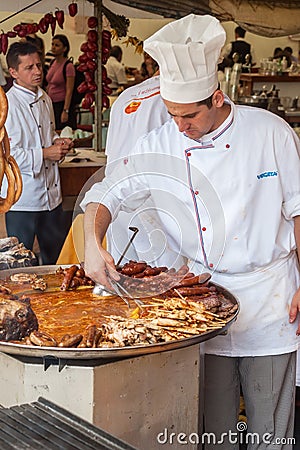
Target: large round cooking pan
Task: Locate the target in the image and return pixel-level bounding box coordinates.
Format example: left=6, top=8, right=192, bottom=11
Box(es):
left=0, top=266, right=239, bottom=360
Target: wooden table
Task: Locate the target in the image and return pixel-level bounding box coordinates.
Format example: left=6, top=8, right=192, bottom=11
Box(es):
left=59, top=149, right=106, bottom=210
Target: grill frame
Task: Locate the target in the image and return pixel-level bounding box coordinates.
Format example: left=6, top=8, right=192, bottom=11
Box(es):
left=0, top=265, right=239, bottom=360
left=0, top=397, right=137, bottom=450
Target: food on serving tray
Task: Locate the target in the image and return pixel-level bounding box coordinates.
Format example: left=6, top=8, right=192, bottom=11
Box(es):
left=0, top=237, right=38, bottom=271
left=58, top=264, right=95, bottom=290
left=0, top=262, right=238, bottom=348
left=0, top=296, right=38, bottom=341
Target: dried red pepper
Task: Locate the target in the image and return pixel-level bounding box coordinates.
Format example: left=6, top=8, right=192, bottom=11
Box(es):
left=1, top=33, right=8, bottom=55
left=87, top=16, right=98, bottom=28
left=55, top=9, right=65, bottom=29
left=87, top=30, right=98, bottom=43
left=38, top=17, right=48, bottom=34
left=68, top=2, right=78, bottom=17
left=50, top=15, right=57, bottom=36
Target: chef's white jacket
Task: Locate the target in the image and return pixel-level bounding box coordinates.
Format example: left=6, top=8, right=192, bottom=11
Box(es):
left=82, top=99, right=300, bottom=357
left=104, top=76, right=185, bottom=267
left=2, top=82, right=61, bottom=211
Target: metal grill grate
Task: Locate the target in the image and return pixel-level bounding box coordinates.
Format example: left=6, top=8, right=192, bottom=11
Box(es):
left=0, top=397, right=137, bottom=450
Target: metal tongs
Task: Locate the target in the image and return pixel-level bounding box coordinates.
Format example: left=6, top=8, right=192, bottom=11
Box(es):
left=93, top=227, right=140, bottom=307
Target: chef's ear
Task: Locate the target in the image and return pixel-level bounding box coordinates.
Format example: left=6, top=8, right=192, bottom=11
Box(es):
left=212, top=90, right=225, bottom=108
left=8, top=67, right=18, bottom=79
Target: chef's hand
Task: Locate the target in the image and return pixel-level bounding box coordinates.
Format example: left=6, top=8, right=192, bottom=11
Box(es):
left=83, top=203, right=118, bottom=289
left=43, top=143, right=68, bottom=161
left=289, top=287, right=300, bottom=335
left=84, top=242, right=118, bottom=289
left=43, top=138, right=73, bottom=161
left=54, top=137, right=74, bottom=150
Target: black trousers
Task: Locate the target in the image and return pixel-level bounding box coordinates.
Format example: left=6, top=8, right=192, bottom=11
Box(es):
left=5, top=205, right=71, bottom=265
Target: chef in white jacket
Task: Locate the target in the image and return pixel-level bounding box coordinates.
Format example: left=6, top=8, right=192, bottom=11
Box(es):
left=3, top=41, right=73, bottom=264
left=105, top=74, right=185, bottom=268
left=82, top=15, right=300, bottom=448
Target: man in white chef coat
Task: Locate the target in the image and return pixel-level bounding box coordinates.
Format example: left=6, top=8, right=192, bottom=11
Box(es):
left=4, top=41, right=73, bottom=264
left=81, top=14, right=300, bottom=448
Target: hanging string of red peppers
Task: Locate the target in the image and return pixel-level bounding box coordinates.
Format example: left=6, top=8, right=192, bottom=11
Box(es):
left=76, top=15, right=112, bottom=111
left=0, top=2, right=137, bottom=111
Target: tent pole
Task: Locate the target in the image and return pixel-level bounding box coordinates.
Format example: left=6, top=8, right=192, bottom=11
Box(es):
left=94, top=0, right=102, bottom=152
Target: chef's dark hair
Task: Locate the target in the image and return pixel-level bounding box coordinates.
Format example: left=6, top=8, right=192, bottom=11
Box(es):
left=235, top=26, right=246, bottom=38
left=196, top=85, right=221, bottom=109
left=110, top=46, right=123, bottom=61
left=52, top=34, right=70, bottom=57
left=197, top=94, right=213, bottom=109
left=6, top=41, right=41, bottom=69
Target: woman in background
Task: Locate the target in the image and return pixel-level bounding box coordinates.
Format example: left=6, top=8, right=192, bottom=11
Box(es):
left=46, top=34, right=76, bottom=130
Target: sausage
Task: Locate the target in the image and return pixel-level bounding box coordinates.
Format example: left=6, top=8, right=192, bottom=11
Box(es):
left=29, top=330, right=57, bottom=347
left=175, top=286, right=211, bottom=296
left=60, top=264, right=78, bottom=290
left=58, top=334, right=83, bottom=347
left=131, top=271, right=147, bottom=278
left=0, top=87, right=8, bottom=129
left=75, top=267, right=85, bottom=278
left=70, top=277, right=82, bottom=289
left=8, top=155, right=22, bottom=203
left=143, top=267, right=166, bottom=276
left=92, top=329, right=102, bottom=348
left=86, top=324, right=97, bottom=347
left=78, top=335, right=88, bottom=348
left=176, top=265, right=190, bottom=276
left=0, top=158, right=16, bottom=213
left=175, top=273, right=211, bottom=287
left=121, top=261, right=148, bottom=276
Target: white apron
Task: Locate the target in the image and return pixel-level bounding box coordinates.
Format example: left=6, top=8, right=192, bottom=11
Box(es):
left=202, top=252, right=300, bottom=357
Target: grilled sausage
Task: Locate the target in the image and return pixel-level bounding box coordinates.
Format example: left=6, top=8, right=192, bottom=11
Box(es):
left=175, top=286, right=211, bottom=296
left=60, top=265, right=78, bottom=290
left=75, top=267, right=85, bottom=278
left=175, top=273, right=212, bottom=287
left=86, top=324, right=97, bottom=347
left=143, top=267, right=167, bottom=276
left=30, top=330, right=57, bottom=347
left=121, top=261, right=148, bottom=275
left=58, top=333, right=83, bottom=347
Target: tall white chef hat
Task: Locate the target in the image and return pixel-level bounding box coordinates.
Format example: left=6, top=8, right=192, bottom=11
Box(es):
left=143, top=14, right=226, bottom=103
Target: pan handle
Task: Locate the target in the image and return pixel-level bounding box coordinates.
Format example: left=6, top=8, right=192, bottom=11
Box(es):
left=116, top=227, right=139, bottom=267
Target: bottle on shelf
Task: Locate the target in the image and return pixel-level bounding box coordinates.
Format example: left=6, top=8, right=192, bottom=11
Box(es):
left=282, top=56, right=288, bottom=72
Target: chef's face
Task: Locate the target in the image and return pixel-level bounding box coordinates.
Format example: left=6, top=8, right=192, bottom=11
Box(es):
left=9, top=52, right=43, bottom=92
left=164, top=90, right=227, bottom=140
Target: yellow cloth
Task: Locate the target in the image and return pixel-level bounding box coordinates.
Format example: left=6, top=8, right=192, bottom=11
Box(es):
left=56, top=214, right=106, bottom=265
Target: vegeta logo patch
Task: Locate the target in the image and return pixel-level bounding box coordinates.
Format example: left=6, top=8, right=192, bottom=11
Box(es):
left=257, top=171, right=278, bottom=180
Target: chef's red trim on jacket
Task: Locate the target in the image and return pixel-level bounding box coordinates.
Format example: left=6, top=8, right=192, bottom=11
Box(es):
left=184, top=147, right=209, bottom=268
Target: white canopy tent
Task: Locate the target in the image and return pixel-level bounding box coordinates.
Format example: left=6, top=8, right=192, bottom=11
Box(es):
left=1, top=0, right=300, bottom=36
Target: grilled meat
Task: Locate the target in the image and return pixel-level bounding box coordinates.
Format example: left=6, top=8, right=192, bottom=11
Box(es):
left=0, top=297, right=38, bottom=341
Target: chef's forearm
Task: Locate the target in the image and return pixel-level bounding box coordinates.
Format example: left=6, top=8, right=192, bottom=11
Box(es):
left=84, top=203, right=112, bottom=247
